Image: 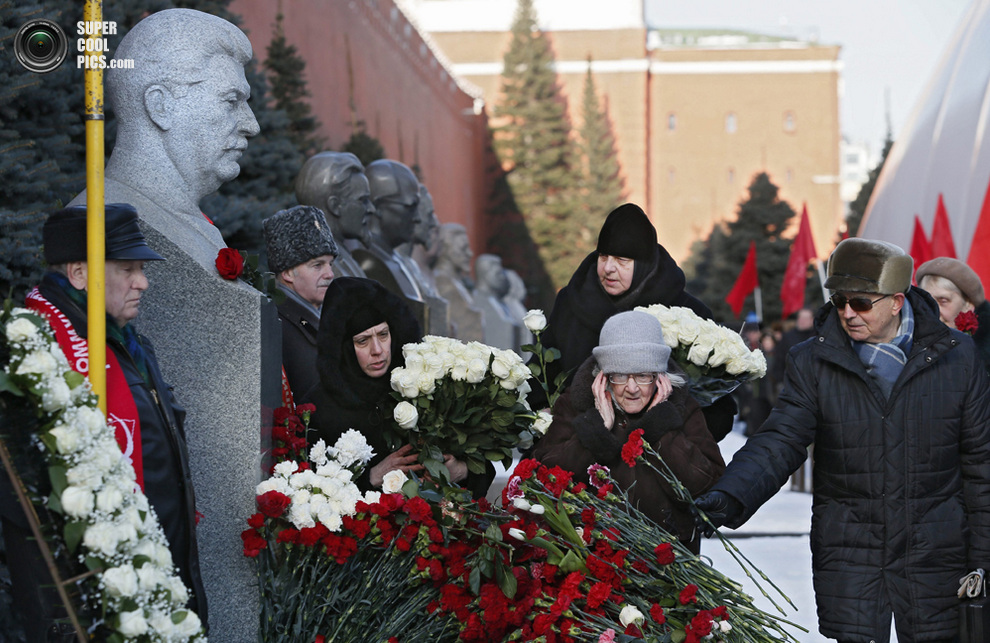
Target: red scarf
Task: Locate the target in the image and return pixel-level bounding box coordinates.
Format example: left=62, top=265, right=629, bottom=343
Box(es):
left=26, top=288, right=145, bottom=489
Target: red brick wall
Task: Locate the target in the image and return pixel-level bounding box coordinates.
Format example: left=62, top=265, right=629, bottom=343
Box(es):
left=231, top=0, right=489, bottom=254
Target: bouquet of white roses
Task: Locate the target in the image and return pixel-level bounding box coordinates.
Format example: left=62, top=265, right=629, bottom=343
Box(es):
left=1, top=305, right=205, bottom=641
left=385, top=335, right=551, bottom=483
left=636, top=304, right=767, bottom=406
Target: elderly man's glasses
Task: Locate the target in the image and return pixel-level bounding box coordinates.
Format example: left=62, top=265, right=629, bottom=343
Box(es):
left=607, top=373, right=656, bottom=385
left=829, top=293, right=891, bottom=312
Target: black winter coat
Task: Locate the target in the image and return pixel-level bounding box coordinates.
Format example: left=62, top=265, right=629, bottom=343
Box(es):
left=538, top=247, right=736, bottom=441
left=711, top=288, right=990, bottom=641
left=276, top=285, right=320, bottom=400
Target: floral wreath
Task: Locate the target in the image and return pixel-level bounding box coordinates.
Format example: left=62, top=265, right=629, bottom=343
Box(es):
left=1, top=305, right=206, bottom=641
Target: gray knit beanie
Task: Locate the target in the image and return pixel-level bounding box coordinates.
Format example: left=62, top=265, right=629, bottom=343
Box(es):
left=263, top=205, right=338, bottom=274
left=592, top=311, right=671, bottom=375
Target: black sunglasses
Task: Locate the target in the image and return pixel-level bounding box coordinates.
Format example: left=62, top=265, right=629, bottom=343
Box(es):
left=829, top=293, right=891, bottom=312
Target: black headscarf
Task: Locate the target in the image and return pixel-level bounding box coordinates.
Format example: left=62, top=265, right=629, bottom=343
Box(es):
left=595, top=203, right=661, bottom=298
left=315, top=277, right=422, bottom=410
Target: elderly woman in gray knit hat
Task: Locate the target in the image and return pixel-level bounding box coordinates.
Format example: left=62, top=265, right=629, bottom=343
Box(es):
left=532, top=310, right=725, bottom=553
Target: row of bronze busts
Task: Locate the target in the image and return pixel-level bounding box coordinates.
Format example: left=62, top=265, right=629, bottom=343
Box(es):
left=294, top=152, right=531, bottom=353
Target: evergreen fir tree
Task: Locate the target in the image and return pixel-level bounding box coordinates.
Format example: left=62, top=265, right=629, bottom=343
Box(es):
left=264, top=11, right=323, bottom=157
left=342, top=120, right=385, bottom=167
left=578, top=59, right=624, bottom=222
left=493, top=0, right=584, bottom=289
left=846, top=129, right=894, bottom=238
left=695, top=172, right=797, bottom=322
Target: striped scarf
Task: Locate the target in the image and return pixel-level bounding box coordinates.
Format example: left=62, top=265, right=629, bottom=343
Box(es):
left=851, top=297, right=915, bottom=399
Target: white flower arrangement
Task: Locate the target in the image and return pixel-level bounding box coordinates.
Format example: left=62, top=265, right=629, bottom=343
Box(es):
left=384, top=335, right=539, bottom=483
left=256, top=432, right=379, bottom=532
left=635, top=303, right=768, bottom=405
left=1, top=307, right=205, bottom=641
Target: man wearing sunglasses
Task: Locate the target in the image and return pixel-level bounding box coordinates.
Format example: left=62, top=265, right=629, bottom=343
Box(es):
left=695, top=238, right=990, bottom=643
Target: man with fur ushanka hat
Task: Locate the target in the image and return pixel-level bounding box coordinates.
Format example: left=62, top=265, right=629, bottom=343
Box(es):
left=263, top=205, right=339, bottom=399
left=538, top=203, right=736, bottom=441
left=695, top=237, right=990, bottom=643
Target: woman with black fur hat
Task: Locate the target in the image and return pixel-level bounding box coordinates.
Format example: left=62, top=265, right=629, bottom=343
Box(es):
left=538, top=203, right=736, bottom=441
left=302, top=277, right=492, bottom=496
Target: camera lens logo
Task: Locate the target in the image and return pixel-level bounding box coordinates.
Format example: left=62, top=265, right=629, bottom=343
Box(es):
left=14, top=20, right=69, bottom=74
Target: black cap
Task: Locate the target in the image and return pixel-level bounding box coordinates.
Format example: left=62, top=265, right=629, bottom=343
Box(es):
left=596, top=203, right=658, bottom=262
left=43, top=203, right=165, bottom=264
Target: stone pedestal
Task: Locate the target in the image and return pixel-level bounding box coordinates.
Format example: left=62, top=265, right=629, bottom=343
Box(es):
left=70, top=186, right=279, bottom=643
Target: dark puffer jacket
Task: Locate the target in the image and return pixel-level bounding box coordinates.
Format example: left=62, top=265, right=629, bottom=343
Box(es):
left=711, top=287, right=990, bottom=641
left=532, top=357, right=725, bottom=553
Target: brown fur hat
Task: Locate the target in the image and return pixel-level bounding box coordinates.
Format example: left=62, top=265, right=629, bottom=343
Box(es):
left=824, top=238, right=913, bottom=295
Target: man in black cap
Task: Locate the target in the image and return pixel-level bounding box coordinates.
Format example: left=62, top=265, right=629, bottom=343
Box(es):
left=8, top=203, right=207, bottom=638
left=695, top=238, right=990, bottom=643
left=537, top=203, right=736, bottom=440
left=262, top=205, right=338, bottom=399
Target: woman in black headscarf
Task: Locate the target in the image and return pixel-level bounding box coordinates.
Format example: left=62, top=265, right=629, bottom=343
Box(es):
left=303, top=277, right=492, bottom=496
left=538, top=203, right=736, bottom=441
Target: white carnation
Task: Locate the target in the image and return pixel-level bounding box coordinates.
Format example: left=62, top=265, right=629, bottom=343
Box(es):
left=289, top=502, right=315, bottom=529
left=330, top=429, right=375, bottom=468
left=364, top=490, right=382, bottom=504
left=273, top=460, right=299, bottom=478
left=256, top=476, right=292, bottom=497
left=308, top=439, right=329, bottom=467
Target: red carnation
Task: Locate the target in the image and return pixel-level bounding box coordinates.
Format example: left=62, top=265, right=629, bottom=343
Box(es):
left=679, top=583, right=699, bottom=605
left=654, top=542, right=675, bottom=565
left=257, top=490, right=292, bottom=519
left=241, top=529, right=267, bottom=557
left=956, top=310, right=979, bottom=335
left=216, top=247, right=244, bottom=280
left=650, top=603, right=665, bottom=624
left=621, top=429, right=645, bottom=467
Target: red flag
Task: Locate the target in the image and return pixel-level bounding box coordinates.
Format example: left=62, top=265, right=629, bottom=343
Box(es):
left=780, top=204, right=818, bottom=319
left=967, top=175, right=990, bottom=288
left=726, top=240, right=758, bottom=317
left=930, top=193, right=957, bottom=258
left=909, top=215, right=933, bottom=276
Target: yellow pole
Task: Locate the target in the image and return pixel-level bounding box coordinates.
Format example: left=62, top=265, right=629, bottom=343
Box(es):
left=84, top=0, right=107, bottom=414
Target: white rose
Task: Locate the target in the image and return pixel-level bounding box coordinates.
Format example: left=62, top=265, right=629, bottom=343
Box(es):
left=41, top=378, right=72, bottom=412
left=686, top=335, right=716, bottom=366
left=6, top=317, right=38, bottom=342
left=491, top=352, right=514, bottom=379
left=167, top=575, right=190, bottom=606
left=619, top=605, right=644, bottom=627
left=75, top=406, right=105, bottom=434
left=512, top=497, right=532, bottom=511
left=137, top=563, right=169, bottom=592
left=84, top=523, right=119, bottom=556
left=425, top=353, right=446, bottom=378
left=15, top=349, right=57, bottom=376
left=381, top=469, right=408, bottom=494
left=61, top=485, right=94, bottom=518
left=465, top=358, right=488, bottom=384
left=450, top=362, right=469, bottom=381
left=153, top=543, right=173, bottom=568
left=102, top=565, right=138, bottom=597
left=95, top=485, right=125, bottom=513
left=48, top=424, right=82, bottom=455
left=719, top=620, right=732, bottom=633
left=172, top=609, right=203, bottom=637
left=392, top=369, right=420, bottom=399
left=533, top=411, right=552, bottom=435
left=508, top=527, right=527, bottom=541
left=148, top=611, right=175, bottom=636
left=393, top=401, right=419, bottom=429
left=416, top=372, right=437, bottom=395
left=528, top=503, right=546, bottom=515
left=523, top=309, right=547, bottom=333
left=117, top=609, right=148, bottom=636
left=404, top=353, right=425, bottom=372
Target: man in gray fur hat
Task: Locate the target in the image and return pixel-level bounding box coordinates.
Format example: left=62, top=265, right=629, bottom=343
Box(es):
left=695, top=238, right=990, bottom=643
left=263, top=205, right=338, bottom=398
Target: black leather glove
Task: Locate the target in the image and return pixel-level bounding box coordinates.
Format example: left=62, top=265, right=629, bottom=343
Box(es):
left=693, top=490, right=743, bottom=538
